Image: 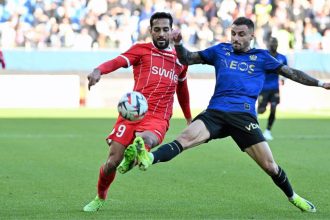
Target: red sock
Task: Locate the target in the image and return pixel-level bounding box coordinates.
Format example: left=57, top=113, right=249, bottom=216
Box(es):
left=97, top=165, right=116, bottom=200
left=145, top=144, right=151, bottom=152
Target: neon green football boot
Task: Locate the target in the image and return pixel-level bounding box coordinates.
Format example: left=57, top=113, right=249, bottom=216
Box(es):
left=83, top=196, right=105, bottom=212
left=117, top=143, right=137, bottom=174
left=289, top=194, right=316, bottom=212
left=134, top=137, right=153, bottom=171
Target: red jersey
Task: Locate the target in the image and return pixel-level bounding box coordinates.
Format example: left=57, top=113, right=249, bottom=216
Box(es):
left=98, top=42, right=188, bottom=121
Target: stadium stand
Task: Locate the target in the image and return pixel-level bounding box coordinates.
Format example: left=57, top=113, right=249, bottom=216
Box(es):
left=0, top=0, right=330, bottom=52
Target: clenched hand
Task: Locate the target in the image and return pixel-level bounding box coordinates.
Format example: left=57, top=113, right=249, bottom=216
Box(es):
left=171, top=29, right=183, bottom=45
left=87, top=69, right=101, bottom=90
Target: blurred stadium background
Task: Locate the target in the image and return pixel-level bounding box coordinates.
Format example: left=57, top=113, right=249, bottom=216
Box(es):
left=0, top=0, right=330, bottom=111
left=1, top=1, right=330, bottom=219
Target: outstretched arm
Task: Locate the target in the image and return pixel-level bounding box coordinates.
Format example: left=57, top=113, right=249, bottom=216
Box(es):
left=277, top=65, right=330, bottom=89
left=87, top=56, right=128, bottom=90
left=171, top=30, right=205, bottom=65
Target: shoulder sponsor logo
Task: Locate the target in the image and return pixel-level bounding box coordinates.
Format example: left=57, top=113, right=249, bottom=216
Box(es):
left=223, top=47, right=233, bottom=53
left=249, top=55, right=257, bottom=61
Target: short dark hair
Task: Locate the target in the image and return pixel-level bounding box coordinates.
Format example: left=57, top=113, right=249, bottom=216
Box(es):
left=233, top=17, right=254, bottom=31
left=269, top=36, right=278, bottom=43
left=150, top=12, right=173, bottom=28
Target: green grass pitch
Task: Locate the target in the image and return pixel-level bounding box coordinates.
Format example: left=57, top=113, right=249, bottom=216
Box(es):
left=0, top=109, right=329, bottom=219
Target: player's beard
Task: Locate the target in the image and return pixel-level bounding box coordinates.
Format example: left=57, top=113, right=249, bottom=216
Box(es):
left=232, top=43, right=241, bottom=52
left=154, top=39, right=169, bottom=50
left=232, top=41, right=250, bottom=52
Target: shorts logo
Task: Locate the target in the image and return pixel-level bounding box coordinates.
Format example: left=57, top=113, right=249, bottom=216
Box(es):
left=244, top=103, right=250, bottom=110
left=245, top=122, right=259, bottom=131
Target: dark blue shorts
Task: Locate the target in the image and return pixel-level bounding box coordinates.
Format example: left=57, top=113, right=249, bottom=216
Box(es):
left=258, top=90, right=280, bottom=109
left=193, top=109, right=265, bottom=151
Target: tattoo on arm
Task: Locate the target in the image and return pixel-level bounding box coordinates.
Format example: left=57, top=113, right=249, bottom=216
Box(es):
left=277, top=65, right=319, bottom=86
left=174, top=44, right=205, bottom=65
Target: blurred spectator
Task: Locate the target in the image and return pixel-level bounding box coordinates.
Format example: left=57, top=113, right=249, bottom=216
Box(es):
left=321, top=28, right=330, bottom=51
left=58, top=17, right=75, bottom=47
left=217, top=0, right=237, bottom=30
left=0, top=0, right=330, bottom=52
left=87, top=0, right=107, bottom=16
left=304, top=19, right=323, bottom=50
left=73, top=27, right=93, bottom=49
left=272, top=23, right=294, bottom=54
left=197, top=22, right=214, bottom=49
left=46, top=17, right=62, bottom=48
left=255, top=0, right=272, bottom=28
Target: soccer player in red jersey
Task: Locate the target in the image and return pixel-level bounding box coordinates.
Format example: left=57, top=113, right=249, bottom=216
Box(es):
left=83, top=12, right=192, bottom=212
left=0, top=50, right=5, bottom=69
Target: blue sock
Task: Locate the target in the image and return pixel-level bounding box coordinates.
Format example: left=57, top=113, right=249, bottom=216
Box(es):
left=152, top=140, right=183, bottom=164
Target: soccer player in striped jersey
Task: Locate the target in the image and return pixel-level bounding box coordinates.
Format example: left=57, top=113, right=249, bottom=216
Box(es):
left=135, top=17, right=330, bottom=212
left=258, top=37, right=287, bottom=140
left=83, top=12, right=192, bottom=212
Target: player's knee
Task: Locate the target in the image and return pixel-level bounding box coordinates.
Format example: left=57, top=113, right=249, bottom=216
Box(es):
left=104, top=158, right=120, bottom=174
left=176, top=132, right=193, bottom=149
left=262, top=161, right=278, bottom=176
left=177, top=120, right=209, bottom=149
left=141, top=135, right=157, bottom=148
left=258, top=107, right=266, bottom=114
left=177, top=131, right=203, bottom=149
left=270, top=104, right=277, bottom=114
left=105, top=151, right=124, bottom=172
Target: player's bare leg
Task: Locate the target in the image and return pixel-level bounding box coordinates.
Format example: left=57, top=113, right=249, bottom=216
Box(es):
left=246, top=142, right=316, bottom=212
left=83, top=141, right=125, bottom=212
left=137, top=120, right=210, bottom=170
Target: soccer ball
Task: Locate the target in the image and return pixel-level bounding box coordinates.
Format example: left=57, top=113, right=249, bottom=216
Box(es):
left=117, top=91, right=148, bottom=121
